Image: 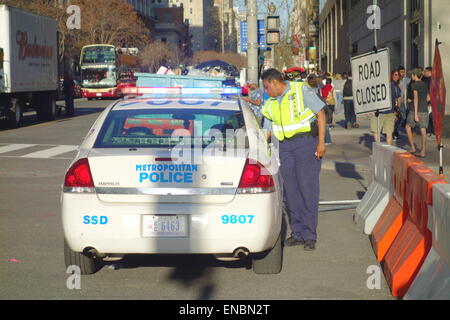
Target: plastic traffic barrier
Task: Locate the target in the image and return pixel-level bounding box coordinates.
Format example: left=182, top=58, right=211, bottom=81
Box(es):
left=392, top=153, right=424, bottom=204
left=382, top=164, right=446, bottom=297
left=370, top=198, right=403, bottom=261
left=370, top=153, right=423, bottom=261
left=367, top=155, right=374, bottom=186
left=404, top=183, right=450, bottom=299
left=355, top=143, right=405, bottom=235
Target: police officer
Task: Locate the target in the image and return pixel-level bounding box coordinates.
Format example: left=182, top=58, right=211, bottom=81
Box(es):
left=261, top=69, right=326, bottom=251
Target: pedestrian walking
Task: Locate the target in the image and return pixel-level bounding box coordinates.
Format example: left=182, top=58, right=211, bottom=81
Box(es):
left=333, top=73, right=345, bottom=114
left=405, top=68, right=430, bottom=158
left=371, top=70, right=402, bottom=145
left=342, top=71, right=359, bottom=129
left=398, top=66, right=411, bottom=126
left=260, top=68, right=327, bottom=251
left=321, top=77, right=336, bottom=144
left=62, top=72, right=75, bottom=117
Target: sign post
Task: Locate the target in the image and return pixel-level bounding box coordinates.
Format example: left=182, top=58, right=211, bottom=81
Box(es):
left=351, top=48, right=392, bottom=142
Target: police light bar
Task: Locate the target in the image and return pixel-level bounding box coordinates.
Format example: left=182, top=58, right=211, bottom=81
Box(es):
left=122, top=87, right=241, bottom=96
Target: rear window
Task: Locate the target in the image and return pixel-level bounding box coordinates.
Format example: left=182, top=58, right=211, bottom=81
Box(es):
left=94, top=108, right=247, bottom=148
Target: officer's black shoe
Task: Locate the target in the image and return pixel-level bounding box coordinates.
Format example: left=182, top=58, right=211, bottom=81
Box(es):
left=304, top=240, right=316, bottom=251
left=284, top=236, right=305, bottom=247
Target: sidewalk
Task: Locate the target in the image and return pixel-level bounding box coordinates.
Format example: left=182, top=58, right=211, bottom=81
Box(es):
left=324, top=112, right=450, bottom=180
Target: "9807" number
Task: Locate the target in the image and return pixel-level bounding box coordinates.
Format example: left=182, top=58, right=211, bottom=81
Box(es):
left=221, top=215, right=255, bottom=224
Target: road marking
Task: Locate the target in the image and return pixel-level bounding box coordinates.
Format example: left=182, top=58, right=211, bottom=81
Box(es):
left=0, top=144, right=36, bottom=154
left=21, top=145, right=78, bottom=158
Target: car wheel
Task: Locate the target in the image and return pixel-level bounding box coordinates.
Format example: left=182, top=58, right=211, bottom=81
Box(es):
left=252, top=233, right=283, bottom=274
left=64, top=239, right=103, bottom=275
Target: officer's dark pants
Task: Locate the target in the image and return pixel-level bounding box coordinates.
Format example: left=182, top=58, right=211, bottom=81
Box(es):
left=279, top=135, right=321, bottom=241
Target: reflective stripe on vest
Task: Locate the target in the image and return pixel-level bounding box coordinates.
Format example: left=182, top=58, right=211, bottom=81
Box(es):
left=262, top=82, right=316, bottom=141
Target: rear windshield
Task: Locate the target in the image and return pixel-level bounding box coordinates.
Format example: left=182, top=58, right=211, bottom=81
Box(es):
left=94, top=108, right=247, bottom=148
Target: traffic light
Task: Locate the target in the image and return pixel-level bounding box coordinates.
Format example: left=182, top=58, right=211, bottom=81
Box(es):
left=266, top=15, right=280, bottom=45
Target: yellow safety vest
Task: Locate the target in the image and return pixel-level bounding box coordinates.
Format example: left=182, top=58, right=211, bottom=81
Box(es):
left=261, top=82, right=316, bottom=141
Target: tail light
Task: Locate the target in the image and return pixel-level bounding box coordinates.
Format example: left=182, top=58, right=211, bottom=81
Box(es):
left=63, top=158, right=95, bottom=193
left=237, top=159, right=274, bottom=194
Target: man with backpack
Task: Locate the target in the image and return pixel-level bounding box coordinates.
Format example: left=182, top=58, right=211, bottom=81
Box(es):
left=342, top=71, right=359, bottom=129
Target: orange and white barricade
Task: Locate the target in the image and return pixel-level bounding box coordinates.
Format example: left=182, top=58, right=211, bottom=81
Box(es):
left=404, top=183, right=450, bottom=299
left=381, top=164, right=446, bottom=298
left=355, top=143, right=405, bottom=235
left=370, top=153, right=423, bottom=262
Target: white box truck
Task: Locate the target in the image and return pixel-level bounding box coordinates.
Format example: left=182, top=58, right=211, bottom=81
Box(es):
left=0, top=5, right=58, bottom=127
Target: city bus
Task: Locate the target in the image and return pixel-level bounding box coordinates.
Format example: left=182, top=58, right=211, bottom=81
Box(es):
left=79, top=44, right=139, bottom=99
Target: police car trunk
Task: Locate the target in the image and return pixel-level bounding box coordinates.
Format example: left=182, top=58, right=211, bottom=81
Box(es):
left=62, top=97, right=281, bottom=257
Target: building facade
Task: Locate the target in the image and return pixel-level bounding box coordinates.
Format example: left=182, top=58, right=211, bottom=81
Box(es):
left=152, top=6, right=191, bottom=58
left=319, top=1, right=450, bottom=80
left=292, top=0, right=320, bottom=70
left=167, top=0, right=217, bottom=51
left=124, top=0, right=216, bottom=52
left=346, top=0, right=402, bottom=71
left=213, top=0, right=237, bottom=52
left=345, top=0, right=450, bottom=111
left=318, top=0, right=349, bottom=73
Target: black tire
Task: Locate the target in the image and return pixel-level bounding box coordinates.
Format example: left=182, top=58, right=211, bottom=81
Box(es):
left=45, top=92, right=57, bottom=121
left=252, top=233, right=283, bottom=274
left=64, top=239, right=103, bottom=275
left=5, top=98, right=23, bottom=128
left=35, top=92, right=56, bottom=121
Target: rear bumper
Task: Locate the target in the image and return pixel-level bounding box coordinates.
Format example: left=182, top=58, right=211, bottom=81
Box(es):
left=62, top=192, right=282, bottom=255
left=81, top=89, right=120, bottom=98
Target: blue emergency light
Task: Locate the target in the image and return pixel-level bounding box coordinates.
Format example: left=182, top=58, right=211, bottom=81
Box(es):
left=122, top=87, right=241, bottom=97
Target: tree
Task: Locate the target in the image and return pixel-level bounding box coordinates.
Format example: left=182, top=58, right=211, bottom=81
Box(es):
left=140, top=41, right=176, bottom=73
left=72, top=0, right=149, bottom=47
left=0, top=0, right=150, bottom=63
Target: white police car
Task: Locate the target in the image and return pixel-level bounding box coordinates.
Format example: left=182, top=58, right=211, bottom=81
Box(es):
left=62, top=87, right=283, bottom=274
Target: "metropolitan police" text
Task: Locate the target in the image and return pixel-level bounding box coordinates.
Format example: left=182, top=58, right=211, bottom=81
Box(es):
left=136, top=163, right=198, bottom=183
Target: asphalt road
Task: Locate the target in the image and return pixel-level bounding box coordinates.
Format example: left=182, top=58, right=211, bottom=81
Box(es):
left=0, top=98, right=392, bottom=300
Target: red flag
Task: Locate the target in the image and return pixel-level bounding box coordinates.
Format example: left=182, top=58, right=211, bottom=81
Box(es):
left=429, top=40, right=447, bottom=146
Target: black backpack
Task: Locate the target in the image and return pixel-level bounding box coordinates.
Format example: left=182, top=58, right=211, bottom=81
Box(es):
left=343, top=79, right=353, bottom=97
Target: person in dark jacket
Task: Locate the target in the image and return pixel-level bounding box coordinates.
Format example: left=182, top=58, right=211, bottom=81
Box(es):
left=342, top=71, right=359, bottom=129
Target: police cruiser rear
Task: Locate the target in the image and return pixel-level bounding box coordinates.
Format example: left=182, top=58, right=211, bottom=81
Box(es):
left=62, top=87, right=283, bottom=275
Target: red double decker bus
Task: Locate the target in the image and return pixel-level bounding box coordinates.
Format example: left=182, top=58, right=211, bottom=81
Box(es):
left=79, top=44, right=139, bottom=99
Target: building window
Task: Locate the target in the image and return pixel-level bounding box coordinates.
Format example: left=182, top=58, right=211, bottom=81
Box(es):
left=410, top=0, right=420, bottom=68
left=190, top=8, right=193, bottom=14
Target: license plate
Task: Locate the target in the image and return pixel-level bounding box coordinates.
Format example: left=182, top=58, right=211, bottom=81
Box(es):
left=96, top=93, right=102, bottom=96
left=142, top=215, right=187, bottom=237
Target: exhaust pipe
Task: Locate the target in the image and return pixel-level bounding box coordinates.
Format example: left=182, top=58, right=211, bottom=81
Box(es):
left=83, top=247, right=102, bottom=259
left=233, top=247, right=250, bottom=259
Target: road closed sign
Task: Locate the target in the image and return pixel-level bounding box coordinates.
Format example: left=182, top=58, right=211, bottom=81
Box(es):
left=351, top=48, right=392, bottom=114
